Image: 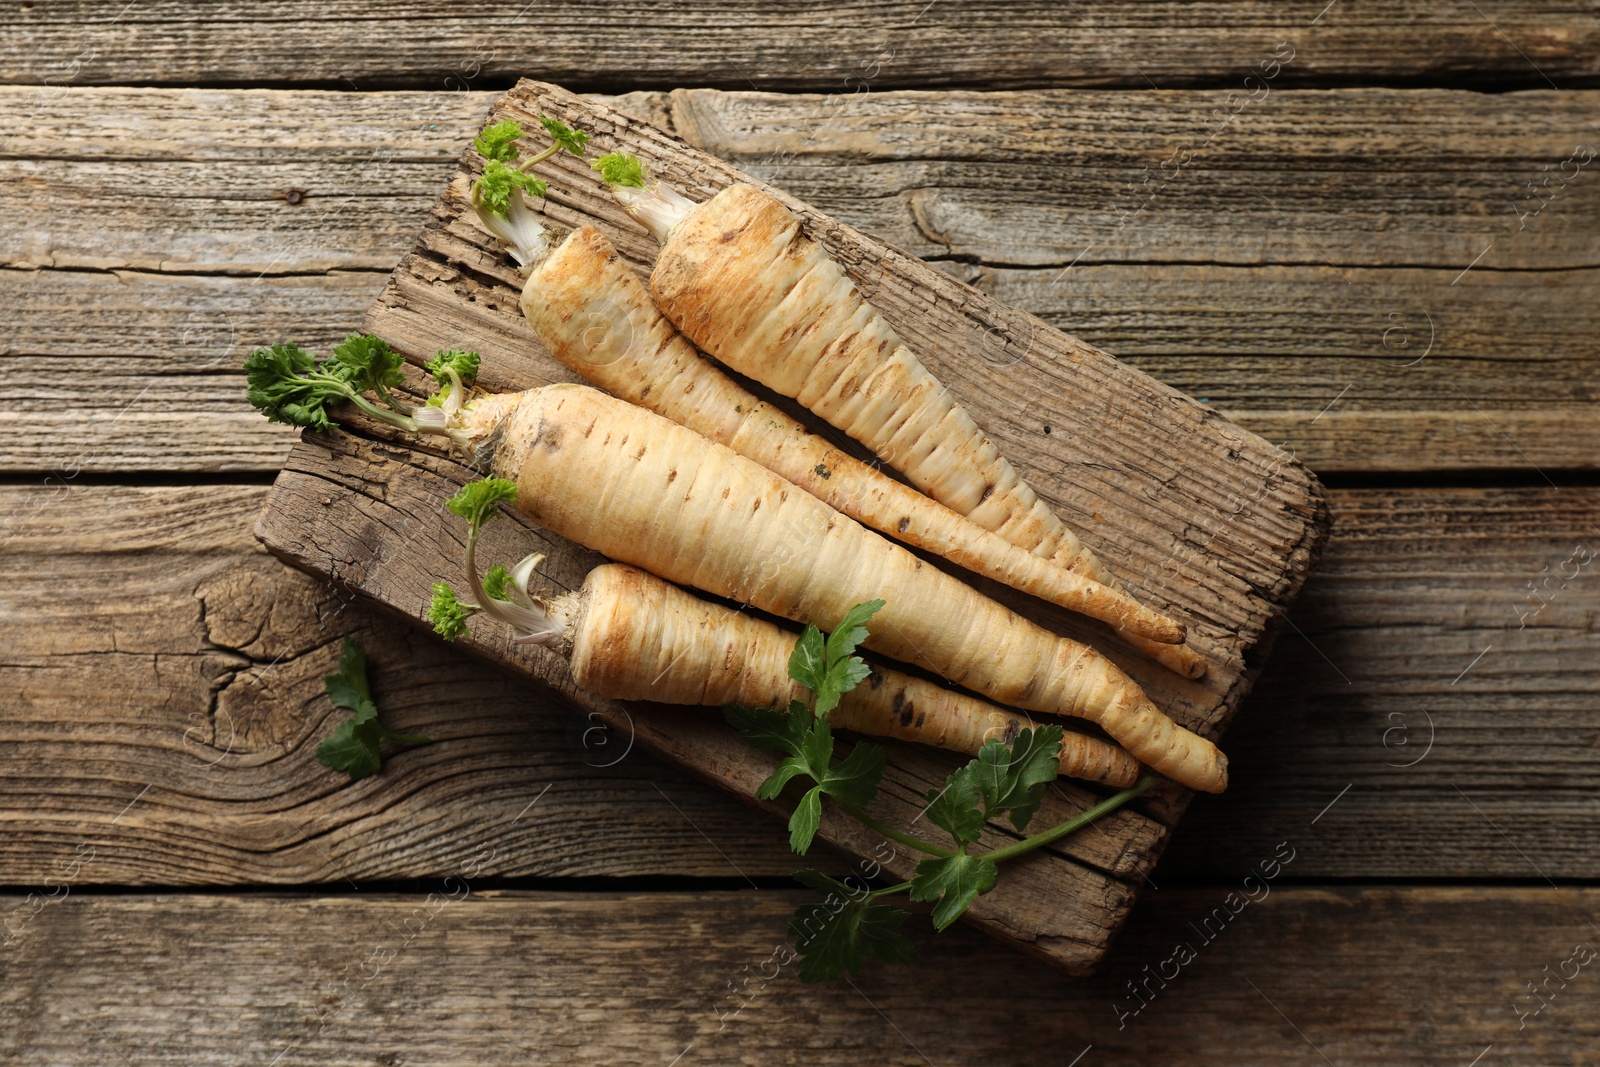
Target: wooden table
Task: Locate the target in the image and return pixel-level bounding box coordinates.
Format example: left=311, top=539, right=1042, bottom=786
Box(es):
left=3, top=5, right=1597, bottom=1063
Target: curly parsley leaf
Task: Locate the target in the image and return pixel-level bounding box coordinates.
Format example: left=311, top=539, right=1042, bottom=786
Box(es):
left=908, top=852, right=999, bottom=931
left=968, top=725, right=1064, bottom=831
left=243, top=342, right=356, bottom=431
left=316, top=638, right=431, bottom=780
left=427, top=582, right=474, bottom=641
left=447, top=478, right=518, bottom=529
left=473, top=119, right=525, bottom=163
left=788, top=887, right=916, bottom=983
left=592, top=150, right=646, bottom=189
left=481, top=564, right=513, bottom=602
left=538, top=114, right=590, bottom=157
left=426, top=347, right=480, bottom=390
left=330, top=333, right=406, bottom=396
left=477, top=159, right=548, bottom=219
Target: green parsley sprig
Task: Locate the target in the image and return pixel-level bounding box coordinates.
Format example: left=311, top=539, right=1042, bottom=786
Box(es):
left=244, top=335, right=479, bottom=440
left=315, top=637, right=432, bottom=780
left=723, top=606, right=1156, bottom=982
left=425, top=479, right=574, bottom=648
left=467, top=115, right=591, bottom=268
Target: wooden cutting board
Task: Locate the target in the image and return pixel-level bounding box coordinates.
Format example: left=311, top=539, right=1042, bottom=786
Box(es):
left=254, top=79, right=1329, bottom=975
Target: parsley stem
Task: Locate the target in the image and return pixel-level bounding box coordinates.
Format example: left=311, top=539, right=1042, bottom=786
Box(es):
left=866, top=880, right=913, bottom=901
left=517, top=143, right=563, bottom=171
left=981, top=775, right=1156, bottom=866
left=835, top=802, right=954, bottom=859
left=346, top=390, right=419, bottom=433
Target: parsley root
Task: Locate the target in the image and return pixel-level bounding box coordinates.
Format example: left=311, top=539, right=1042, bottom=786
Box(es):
left=446, top=384, right=1225, bottom=793
left=600, top=168, right=1209, bottom=680
left=511, top=225, right=1183, bottom=647
left=430, top=522, right=1137, bottom=787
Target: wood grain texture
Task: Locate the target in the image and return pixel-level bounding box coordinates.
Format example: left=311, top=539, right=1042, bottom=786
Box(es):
left=4, top=485, right=1593, bottom=888
left=5, top=86, right=1595, bottom=472
left=4, top=2, right=1598, bottom=90
left=0, top=484, right=853, bottom=885
left=254, top=80, right=1327, bottom=974
left=3, top=888, right=1596, bottom=1065
left=1166, top=486, right=1600, bottom=878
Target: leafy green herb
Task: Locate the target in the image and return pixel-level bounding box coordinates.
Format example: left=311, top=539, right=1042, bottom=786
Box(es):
left=243, top=336, right=421, bottom=433
left=427, top=582, right=473, bottom=641
left=723, top=604, right=1155, bottom=983
left=447, top=478, right=518, bottom=528
left=592, top=150, right=647, bottom=189
left=907, top=853, right=999, bottom=932
left=244, top=342, right=356, bottom=432
left=315, top=637, right=431, bottom=780
left=725, top=603, right=888, bottom=854
left=477, top=159, right=548, bottom=220
left=788, top=871, right=916, bottom=982
left=426, top=347, right=481, bottom=387
left=482, top=564, right=513, bottom=602
left=473, top=119, right=525, bottom=163
left=787, top=599, right=883, bottom=715
left=538, top=115, right=590, bottom=157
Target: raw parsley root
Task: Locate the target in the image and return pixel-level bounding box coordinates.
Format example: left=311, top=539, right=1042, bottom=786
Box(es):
left=514, top=224, right=1185, bottom=646
left=247, top=338, right=1222, bottom=790
left=316, top=637, right=431, bottom=780
left=596, top=165, right=1208, bottom=680
left=425, top=480, right=1139, bottom=787
left=454, top=384, right=1226, bottom=793
left=458, top=134, right=1188, bottom=647
left=723, top=604, right=1155, bottom=981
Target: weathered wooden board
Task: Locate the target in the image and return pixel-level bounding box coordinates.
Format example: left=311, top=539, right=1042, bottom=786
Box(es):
left=252, top=81, right=1326, bottom=974
left=5, top=1, right=1598, bottom=90
left=6, top=86, right=1597, bottom=473
left=1, top=485, right=1595, bottom=886
left=3, top=888, right=1595, bottom=1065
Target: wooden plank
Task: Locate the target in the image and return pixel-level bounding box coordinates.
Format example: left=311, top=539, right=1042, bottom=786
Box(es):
left=5, top=2, right=1598, bottom=90
left=0, top=483, right=846, bottom=884
left=2, top=888, right=1595, bottom=1065
left=5, top=86, right=1596, bottom=472
left=3, top=484, right=1596, bottom=886
left=1166, top=486, right=1600, bottom=878
left=255, top=80, right=1327, bottom=975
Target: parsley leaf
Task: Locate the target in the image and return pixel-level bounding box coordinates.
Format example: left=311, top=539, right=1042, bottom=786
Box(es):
left=481, top=564, right=513, bottom=602
left=817, top=742, right=887, bottom=807
left=427, top=582, right=473, bottom=641
left=447, top=478, right=518, bottom=528
left=592, top=151, right=647, bottom=189
left=788, top=787, right=824, bottom=853
left=538, top=114, right=590, bottom=157
left=921, top=769, right=987, bottom=847
left=968, top=725, right=1064, bottom=831
left=243, top=342, right=356, bottom=432
left=473, top=119, right=524, bottom=163
left=315, top=637, right=431, bottom=780
left=426, top=347, right=481, bottom=390
left=788, top=599, right=884, bottom=715
left=477, top=159, right=549, bottom=220
left=330, top=333, right=406, bottom=397
left=724, top=699, right=809, bottom=756
left=787, top=625, right=828, bottom=693
left=908, top=853, right=999, bottom=931
left=788, top=879, right=916, bottom=983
